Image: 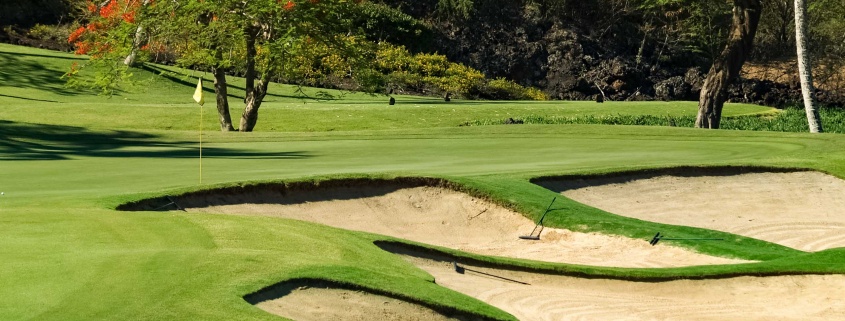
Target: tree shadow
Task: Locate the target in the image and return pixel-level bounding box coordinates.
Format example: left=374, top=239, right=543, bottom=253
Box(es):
left=0, top=120, right=312, bottom=161
left=139, top=64, right=343, bottom=102
left=0, top=93, right=60, bottom=103
left=0, top=50, right=87, bottom=96
left=391, top=99, right=545, bottom=105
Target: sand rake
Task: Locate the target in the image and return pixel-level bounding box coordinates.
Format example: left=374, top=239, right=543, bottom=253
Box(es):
left=152, top=196, right=185, bottom=212
left=519, top=197, right=557, bottom=240
left=649, top=232, right=723, bottom=246
left=453, top=261, right=529, bottom=285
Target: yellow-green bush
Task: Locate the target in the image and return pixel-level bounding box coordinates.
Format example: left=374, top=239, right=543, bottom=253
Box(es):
left=412, top=53, right=450, bottom=77
left=288, top=40, right=545, bottom=100
left=474, top=78, right=548, bottom=100
left=373, top=43, right=545, bottom=100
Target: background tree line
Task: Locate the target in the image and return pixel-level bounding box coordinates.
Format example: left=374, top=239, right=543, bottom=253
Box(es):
left=1, top=0, right=843, bottom=132
left=3, top=0, right=843, bottom=101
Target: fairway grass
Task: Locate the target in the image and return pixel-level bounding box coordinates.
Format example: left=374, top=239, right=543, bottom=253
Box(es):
left=3, top=43, right=845, bottom=321
left=0, top=43, right=772, bottom=133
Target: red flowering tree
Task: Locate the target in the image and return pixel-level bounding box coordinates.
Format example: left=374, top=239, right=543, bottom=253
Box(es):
left=72, top=0, right=365, bottom=132
left=65, top=0, right=149, bottom=94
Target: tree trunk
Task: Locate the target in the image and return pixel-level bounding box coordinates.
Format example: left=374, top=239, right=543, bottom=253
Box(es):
left=244, top=28, right=257, bottom=104
left=212, top=65, right=235, bottom=131
left=123, top=0, right=151, bottom=66
left=123, top=24, right=144, bottom=66
left=240, top=75, right=269, bottom=132
left=696, top=0, right=762, bottom=129
left=794, top=0, right=823, bottom=133
left=239, top=28, right=266, bottom=132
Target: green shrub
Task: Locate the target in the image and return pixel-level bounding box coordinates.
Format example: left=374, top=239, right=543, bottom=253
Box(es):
left=375, top=43, right=413, bottom=72
left=287, top=40, right=545, bottom=100
left=353, top=2, right=434, bottom=53
left=472, top=78, right=548, bottom=100
left=373, top=43, right=543, bottom=100
left=462, top=107, right=845, bottom=133
left=440, top=64, right=486, bottom=95
left=24, top=23, right=76, bottom=50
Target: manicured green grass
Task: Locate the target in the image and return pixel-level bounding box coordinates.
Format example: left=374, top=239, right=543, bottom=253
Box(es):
left=3, top=43, right=845, bottom=321
left=0, top=43, right=772, bottom=133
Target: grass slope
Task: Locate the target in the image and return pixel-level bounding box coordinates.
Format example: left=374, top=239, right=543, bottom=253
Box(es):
left=0, top=43, right=771, bottom=132
left=2, top=43, right=845, bottom=321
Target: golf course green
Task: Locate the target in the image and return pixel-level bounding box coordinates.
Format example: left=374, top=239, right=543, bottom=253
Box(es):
left=3, top=43, right=845, bottom=321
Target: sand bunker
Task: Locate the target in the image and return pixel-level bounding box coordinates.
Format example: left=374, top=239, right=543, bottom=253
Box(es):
left=400, top=254, right=845, bottom=321
left=252, top=286, right=462, bottom=321
left=177, top=184, right=748, bottom=268
left=549, top=171, right=845, bottom=252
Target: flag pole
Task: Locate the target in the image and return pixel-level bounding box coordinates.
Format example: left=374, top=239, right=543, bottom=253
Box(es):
left=200, top=101, right=203, bottom=185
left=193, top=78, right=205, bottom=185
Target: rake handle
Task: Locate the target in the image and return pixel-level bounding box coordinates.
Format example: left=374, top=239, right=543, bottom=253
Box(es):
left=659, top=238, right=724, bottom=241
left=537, top=197, right=556, bottom=225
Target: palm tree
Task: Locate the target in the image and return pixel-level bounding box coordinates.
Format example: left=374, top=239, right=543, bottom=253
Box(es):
left=794, top=0, right=823, bottom=133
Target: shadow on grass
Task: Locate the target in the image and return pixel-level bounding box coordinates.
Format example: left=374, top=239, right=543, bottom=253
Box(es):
left=390, top=99, right=546, bottom=105
left=0, top=50, right=86, bottom=96
left=242, top=277, right=503, bottom=321
left=0, top=120, right=312, bottom=161
left=0, top=93, right=60, bottom=103
left=531, top=166, right=810, bottom=193
left=139, top=64, right=344, bottom=102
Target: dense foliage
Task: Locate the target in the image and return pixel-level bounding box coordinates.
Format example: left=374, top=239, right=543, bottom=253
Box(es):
left=0, top=0, right=81, bottom=28
left=752, top=0, right=845, bottom=93
left=54, top=0, right=543, bottom=104
left=371, top=0, right=843, bottom=105
left=3, top=0, right=844, bottom=105
left=62, top=0, right=146, bottom=94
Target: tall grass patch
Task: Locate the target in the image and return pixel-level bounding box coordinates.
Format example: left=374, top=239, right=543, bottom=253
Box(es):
left=463, top=107, right=845, bottom=133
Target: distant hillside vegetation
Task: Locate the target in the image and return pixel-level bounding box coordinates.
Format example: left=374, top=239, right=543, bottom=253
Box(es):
left=366, top=0, right=844, bottom=107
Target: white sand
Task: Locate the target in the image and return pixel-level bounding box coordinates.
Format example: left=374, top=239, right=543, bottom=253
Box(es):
left=183, top=186, right=748, bottom=268
left=403, top=255, right=845, bottom=321
left=560, top=171, right=845, bottom=251
left=256, top=287, right=461, bottom=321
left=176, top=176, right=845, bottom=321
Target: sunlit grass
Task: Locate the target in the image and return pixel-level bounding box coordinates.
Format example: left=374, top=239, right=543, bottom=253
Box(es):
left=3, top=43, right=845, bottom=321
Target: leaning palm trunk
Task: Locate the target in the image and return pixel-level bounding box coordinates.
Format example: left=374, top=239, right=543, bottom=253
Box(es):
left=794, top=0, right=823, bottom=133
left=696, top=0, right=762, bottom=129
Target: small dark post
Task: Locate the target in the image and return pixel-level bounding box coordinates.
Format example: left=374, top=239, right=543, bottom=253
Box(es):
left=444, top=92, right=451, bottom=102
left=596, top=94, right=604, bottom=103
left=389, top=97, right=395, bottom=105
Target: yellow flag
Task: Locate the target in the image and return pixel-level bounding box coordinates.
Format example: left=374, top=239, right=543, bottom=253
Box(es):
left=193, top=78, right=205, bottom=106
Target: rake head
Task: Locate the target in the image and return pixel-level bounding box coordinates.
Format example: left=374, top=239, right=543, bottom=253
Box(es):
left=649, top=232, right=662, bottom=246
left=518, top=197, right=556, bottom=241
left=649, top=232, right=723, bottom=246
left=453, top=261, right=465, bottom=274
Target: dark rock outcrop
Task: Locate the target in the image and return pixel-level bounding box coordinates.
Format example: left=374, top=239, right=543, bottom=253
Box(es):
left=379, top=0, right=843, bottom=107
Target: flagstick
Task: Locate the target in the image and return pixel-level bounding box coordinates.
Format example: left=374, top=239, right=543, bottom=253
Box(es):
left=193, top=77, right=205, bottom=185
left=199, top=104, right=203, bottom=185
